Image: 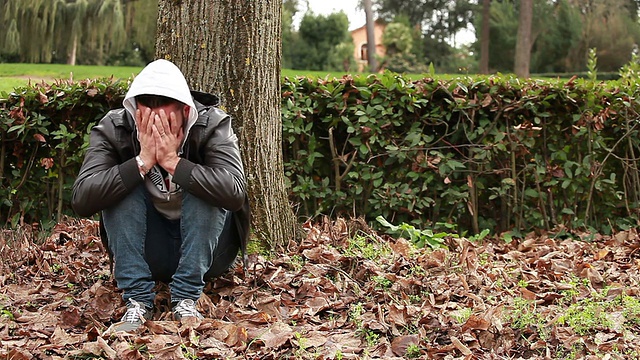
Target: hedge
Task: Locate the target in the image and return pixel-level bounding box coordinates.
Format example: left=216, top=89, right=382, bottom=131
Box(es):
left=281, top=72, right=640, bottom=235
left=2, top=71, right=640, bottom=236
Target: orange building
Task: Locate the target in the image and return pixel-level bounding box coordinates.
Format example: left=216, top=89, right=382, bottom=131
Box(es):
left=350, top=20, right=387, bottom=72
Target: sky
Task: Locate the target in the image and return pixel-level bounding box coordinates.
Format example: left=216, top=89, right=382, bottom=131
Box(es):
left=293, top=0, right=476, bottom=46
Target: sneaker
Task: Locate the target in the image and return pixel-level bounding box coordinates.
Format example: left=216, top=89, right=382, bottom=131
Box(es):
left=172, top=299, right=204, bottom=320
left=111, top=299, right=153, bottom=332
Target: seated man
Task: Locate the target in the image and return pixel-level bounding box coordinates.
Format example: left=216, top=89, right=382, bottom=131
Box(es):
left=72, top=59, right=250, bottom=331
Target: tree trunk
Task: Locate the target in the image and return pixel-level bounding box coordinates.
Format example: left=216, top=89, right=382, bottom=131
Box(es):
left=363, top=0, right=377, bottom=72
left=155, top=0, right=299, bottom=248
left=514, top=0, right=533, bottom=78
left=479, top=0, right=490, bottom=74
left=67, top=34, right=77, bottom=66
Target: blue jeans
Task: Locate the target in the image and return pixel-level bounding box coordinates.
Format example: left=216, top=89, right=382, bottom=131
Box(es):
left=102, top=186, right=238, bottom=308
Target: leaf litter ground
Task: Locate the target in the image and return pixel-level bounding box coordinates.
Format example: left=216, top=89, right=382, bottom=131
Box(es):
left=1, top=218, right=640, bottom=359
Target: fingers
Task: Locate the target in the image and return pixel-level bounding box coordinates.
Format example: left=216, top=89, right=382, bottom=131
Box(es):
left=136, top=107, right=155, bottom=135
left=151, top=112, right=175, bottom=146
left=154, top=109, right=176, bottom=137
left=138, top=107, right=184, bottom=171
left=137, top=107, right=158, bottom=168
left=170, top=111, right=180, bottom=135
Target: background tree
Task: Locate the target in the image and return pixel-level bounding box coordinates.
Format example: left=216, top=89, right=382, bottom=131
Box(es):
left=363, top=0, right=378, bottom=72
left=484, top=0, right=518, bottom=72
left=293, top=11, right=354, bottom=71
left=155, top=0, right=298, bottom=247
left=571, top=0, right=640, bottom=71
left=479, top=0, right=490, bottom=74
left=485, top=0, right=640, bottom=75
left=374, top=0, right=476, bottom=72
left=0, top=0, right=127, bottom=64
left=514, top=0, right=533, bottom=77
left=380, top=21, right=428, bottom=73
left=113, top=0, right=158, bottom=66
left=530, top=0, right=582, bottom=73
left=281, top=0, right=299, bottom=69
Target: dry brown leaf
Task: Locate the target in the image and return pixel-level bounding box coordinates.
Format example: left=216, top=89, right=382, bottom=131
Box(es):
left=462, top=315, right=491, bottom=332
left=390, top=334, right=419, bottom=356
left=451, top=335, right=472, bottom=355
left=258, top=321, right=294, bottom=349
left=2, top=218, right=640, bottom=359
left=594, top=248, right=610, bottom=260
left=390, top=238, right=413, bottom=258
left=5, top=348, right=32, bottom=360
left=519, top=287, right=537, bottom=300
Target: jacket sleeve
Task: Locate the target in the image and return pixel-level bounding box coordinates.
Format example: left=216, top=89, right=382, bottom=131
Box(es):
left=71, top=113, right=143, bottom=217
left=172, top=113, right=247, bottom=212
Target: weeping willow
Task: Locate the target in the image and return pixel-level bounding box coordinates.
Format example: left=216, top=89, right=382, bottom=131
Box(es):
left=0, top=0, right=127, bottom=64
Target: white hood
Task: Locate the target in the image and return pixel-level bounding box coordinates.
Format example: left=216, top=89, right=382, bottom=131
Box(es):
left=123, top=59, right=198, bottom=150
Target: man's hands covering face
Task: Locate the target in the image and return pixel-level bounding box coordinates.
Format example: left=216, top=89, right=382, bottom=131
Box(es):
left=135, top=107, right=185, bottom=175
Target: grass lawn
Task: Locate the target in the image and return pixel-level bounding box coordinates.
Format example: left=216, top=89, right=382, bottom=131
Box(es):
left=0, top=63, right=143, bottom=93
left=0, top=63, right=379, bottom=94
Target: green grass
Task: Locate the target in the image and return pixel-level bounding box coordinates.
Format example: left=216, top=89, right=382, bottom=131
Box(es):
left=0, top=63, right=143, bottom=93
left=0, top=62, right=444, bottom=94
left=0, top=63, right=373, bottom=94
left=0, top=77, right=30, bottom=93
left=0, top=63, right=142, bottom=78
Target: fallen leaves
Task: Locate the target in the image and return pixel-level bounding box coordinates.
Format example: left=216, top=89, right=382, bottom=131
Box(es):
left=0, top=218, right=639, bottom=359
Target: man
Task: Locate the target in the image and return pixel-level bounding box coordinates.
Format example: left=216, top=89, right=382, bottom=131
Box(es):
left=72, top=59, right=250, bottom=332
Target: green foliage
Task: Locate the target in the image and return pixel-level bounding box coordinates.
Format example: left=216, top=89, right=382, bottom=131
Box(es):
left=450, top=307, right=472, bottom=324
left=587, top=48, right=598, bottom=82
left=372, top=275, right=392, bottom=290
left=0, top=305, right=14, bottom=320
left=529, top=0, right=583, bottom=73
left=381, top=52, right=430, bottom=74
left=281, top=0, right=300, bottom=70
left=558, top=298, right=612, bottom=335
left=485, top=0, right=518, bottom=72
left=405, top=344, right=421, bottom=359
left=342, top=232, right=391, bottom=262
left=619, top=52, right=640, bottom=86
left=0, top=77, right=129, bottom=225
left=4, top=62, right=640, bottom=236
left=0, top=0, right=127, bottom=64
left=486, top=0, right=640, bottom=74
left=349, top=302, right=379, bottom=347
left=506, top=297, right=547, bottom=337
left=556, top=287, right=640, bottom=335
left=376, top=216, right=450, bottom=250
left=293, top=12, right=355, bottom=72
left=581, top=1, right=640, bottom=72
left=377, top=0, right=475, bottom=33
left=382, top=22, right=414, bottom=55
left=282, top=66, right=640, bottom=235
left=0, top=0, right=155, bottom=65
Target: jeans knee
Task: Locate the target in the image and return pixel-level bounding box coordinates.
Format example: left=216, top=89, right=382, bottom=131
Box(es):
left=103, top=186, right=146, bottom=224
left=181, top=193, right=227, bottom=229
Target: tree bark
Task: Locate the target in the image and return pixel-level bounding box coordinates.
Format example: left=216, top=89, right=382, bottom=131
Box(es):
left=479, top=0, right=490, bottom=74
left=514, top=0, right=533, bottom=78
left=155, top=0, right=298, bottom=248
left=67, top=34, right=77, bottom=66
left=363, top=0, right=377, bottom=72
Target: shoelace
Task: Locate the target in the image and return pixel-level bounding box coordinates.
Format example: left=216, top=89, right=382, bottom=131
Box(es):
left=122, top=299, right=148, bottom=323
left=173, top=299, right=201, bottom=318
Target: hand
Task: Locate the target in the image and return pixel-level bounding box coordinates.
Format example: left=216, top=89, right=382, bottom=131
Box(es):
left=153, top=109, right=184, bottom=174
left=134, top=107, right=157, bottom=169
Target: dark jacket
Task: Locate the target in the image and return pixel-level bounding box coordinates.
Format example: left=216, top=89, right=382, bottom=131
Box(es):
left=72, top=91, right=250, bottom=267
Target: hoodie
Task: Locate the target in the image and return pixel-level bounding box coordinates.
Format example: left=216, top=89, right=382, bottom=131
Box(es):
left=123, top=59, right=199, bottom=152
left=123, top=59, right=199, bottom=220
